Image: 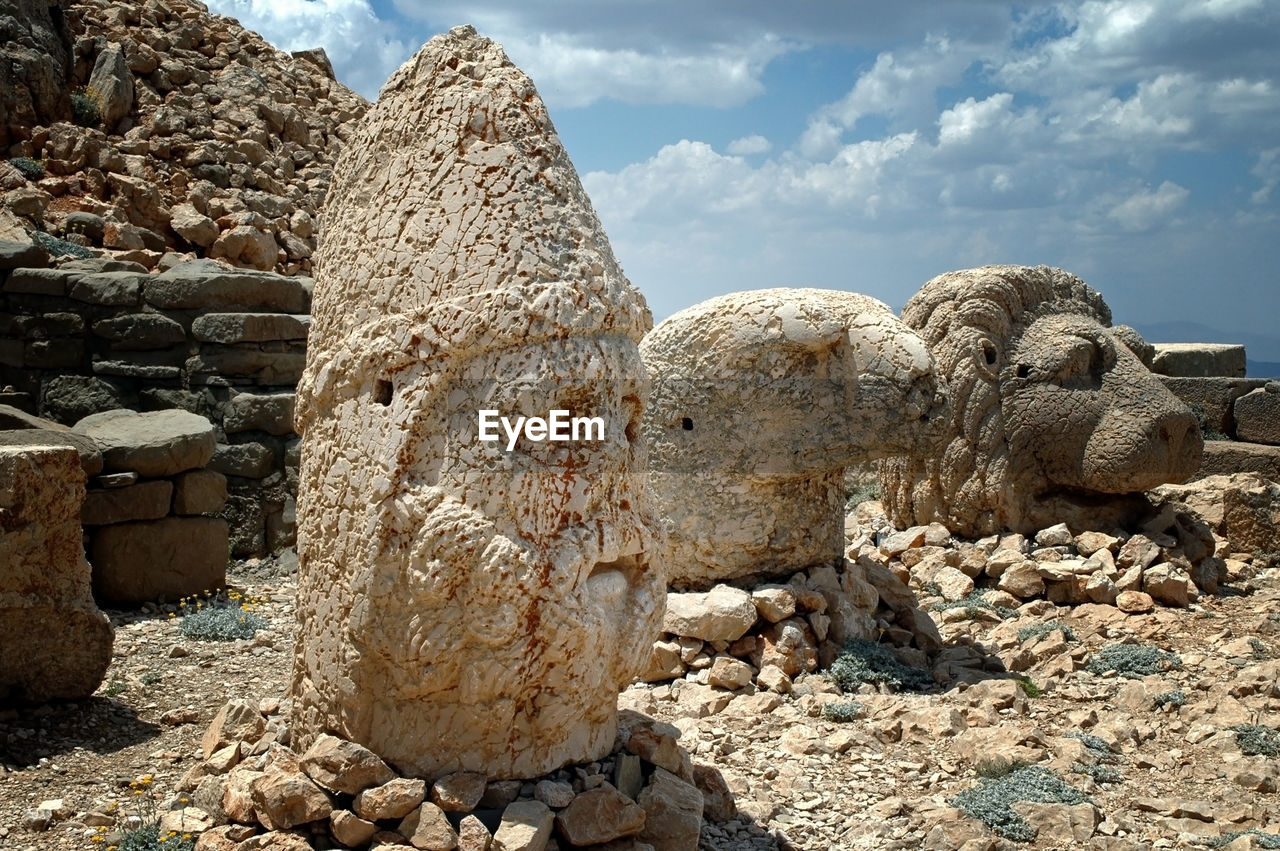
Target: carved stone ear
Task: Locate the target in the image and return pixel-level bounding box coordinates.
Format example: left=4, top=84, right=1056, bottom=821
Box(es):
left=1111, top=324, right=1155, bottom=369
left=974, top=336, right=1001, bottom=381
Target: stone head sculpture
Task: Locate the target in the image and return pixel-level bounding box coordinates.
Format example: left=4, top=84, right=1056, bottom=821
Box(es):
left=641, top=288, right=948, bottom=590
left=880, top=265, right=1203, bottom=537
left=290, top=26, right=664, bottom=780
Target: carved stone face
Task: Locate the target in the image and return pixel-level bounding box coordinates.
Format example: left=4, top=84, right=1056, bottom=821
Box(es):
left=311, top=336, right=663, bottom=779
left=1001, top=314, right=1202, bottom=499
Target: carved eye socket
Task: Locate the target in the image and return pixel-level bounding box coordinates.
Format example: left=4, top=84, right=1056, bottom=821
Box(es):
left=373, top=378, right=393, bottom=406
left=981, top=340, right=998, bottom=367
left=1015, top=364, right=1031, bottom=379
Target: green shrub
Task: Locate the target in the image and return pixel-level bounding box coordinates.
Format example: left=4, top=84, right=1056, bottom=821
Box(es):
left=974, top=758, right=1029, bottom=779
left=821, top=701, right=866, bottom=723
left=949, top=764, right=1090, bottom=842
left=1152, top=689, right=1187, bottom=709
left=1084, top=644, right=1181, bottom=678
left=1017, top=620, right=1078, bottom=644
left=1212, top=830, right=1280, bottom=849
left=932, top=591, right=1017, bottom=620
left=1072, top=762, right=1122, bottom=784
left=827, top=639, right=935, bottom=693
left=1016, top=678, right=1043, bottom=698
left=118, top=822, right=197, bottom=851
left=33, top=230, right=93, bottom=259
left=9, top=156, right=43, bottom=181
left=1233, top=724, right=1280, bottom=757
left=70, top=86, right=101, bottom=127
left=1065, top=731, right=1114, bottom=759
left=845, top=479, right=881, bottom=508
left=178, top=589, right=268, bottom=642
left=1188, top=403, right=1229, bottom=441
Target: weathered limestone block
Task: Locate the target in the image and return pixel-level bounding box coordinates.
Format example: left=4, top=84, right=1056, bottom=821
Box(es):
left=81, top=479, right=173, bottom=525
left=87, top=43, right=134, bottom=131
left=1234, top=384, right=1280, bottom=445
left=209, top=442, right=276, bottom=479
left=641, top=288, right=948, bottom=589
left=173, top=469, right=228, bottom=515
left=90, top=516, right=228, bottom=604
left=1158, top=377, right=1268, bottom=436
left=74, top=409, right=216, bottom=477
left=171, top=203, right=219, bottom=248
left=0, top=406, right=104, bottom=474
left=225, top=393, right=296, bottom=435
left=0, top=445, right=113, bottom=701
left=143, top=259, right=307, bottom=312
left=1198, top=440, right=1280, bottom=481
left=192, top=313, right=310, bottom=344
left=185, top=348, right=306, bottom=387
left=290, top=26, right=665, bottom=781
left=881, top=266, right=1203, bottom=536
left=91, top=313, right=186, bottom=350
left=1152, top=343, right=1247, bottom=378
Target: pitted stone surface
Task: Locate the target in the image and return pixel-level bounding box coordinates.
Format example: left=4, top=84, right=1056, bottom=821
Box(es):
left=290, top=26, right=664, bottom=781
left=881, top=265, right=1203, bottom=536
left=1234, top=385, right=1280, bottom=445
left=641, top=288, right=948, bottom=589
left=0, top=445, right=114, bottom=701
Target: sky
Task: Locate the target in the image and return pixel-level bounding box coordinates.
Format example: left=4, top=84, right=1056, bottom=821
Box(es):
left=203, top=0, right=1280, bottom=359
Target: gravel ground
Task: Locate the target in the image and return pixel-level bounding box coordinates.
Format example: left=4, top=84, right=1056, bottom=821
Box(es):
left=2, top=550, right=1279, bottom=850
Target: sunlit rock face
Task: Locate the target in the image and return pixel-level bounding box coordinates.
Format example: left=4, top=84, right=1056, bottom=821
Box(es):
left=640, top=288, right=949, bottom=590
left=881, top=265, right=1203, bottom=537
left=0, top=444, right=114, bottom=702
left=289, top=26, right=665, bottom=781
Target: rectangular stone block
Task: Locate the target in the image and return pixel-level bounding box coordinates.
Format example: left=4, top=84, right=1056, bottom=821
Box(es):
left=191, top=313, right=310, bottom=343
left=0, top=444, right=114, bottom=701
left=92, top=360, right=183, bottom=380
left=186, top=348, right=305, bottom=386
left=1153, top=343, right=1247, bottom=378
left=90, top=516, right=228, bottom=605
left=1196, top=440, right=1280, bottom=482
left=224, top=392, right=296, bottom=435
left=144, top=261, right=307, bottom=312
left=1234, top=386, right=1280, bottom=446
left=1159, top=377, right=1269, bottom=437
left=82, top=479, right=173, bottom=525
left=2, top=267, right=80, bottom=295
left=68, top=272, right=147, bottom=307
left=173, top=468, right=228, bottom=515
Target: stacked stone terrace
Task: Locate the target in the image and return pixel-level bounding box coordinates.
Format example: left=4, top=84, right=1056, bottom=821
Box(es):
left=1154, top=342, right=1280, bottom=481
left=1, top=243, right=305, bottom=557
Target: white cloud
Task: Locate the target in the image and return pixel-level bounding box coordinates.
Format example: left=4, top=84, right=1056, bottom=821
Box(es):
left=1252, top=148, right=1280, bottom=203
left=811, top=34, right=986, bottom=138
left=727, top=134, right=772, bottom=156
left=1107, top=181, right=1191, bottom=231
left=491, top=32, right=788, bottom=109
left=205, top=0, right=412, bottom=98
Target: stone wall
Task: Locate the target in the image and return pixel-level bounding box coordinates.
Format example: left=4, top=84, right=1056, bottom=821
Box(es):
left=1, top=245, right=305, bottom=556
left=1153, top=343, right=1280, bottom=482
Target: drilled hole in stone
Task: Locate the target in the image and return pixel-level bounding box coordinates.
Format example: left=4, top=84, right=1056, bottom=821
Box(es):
left=373, top=379, right=392, bottom=406
left=681, top=417, right=694, bottom=431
